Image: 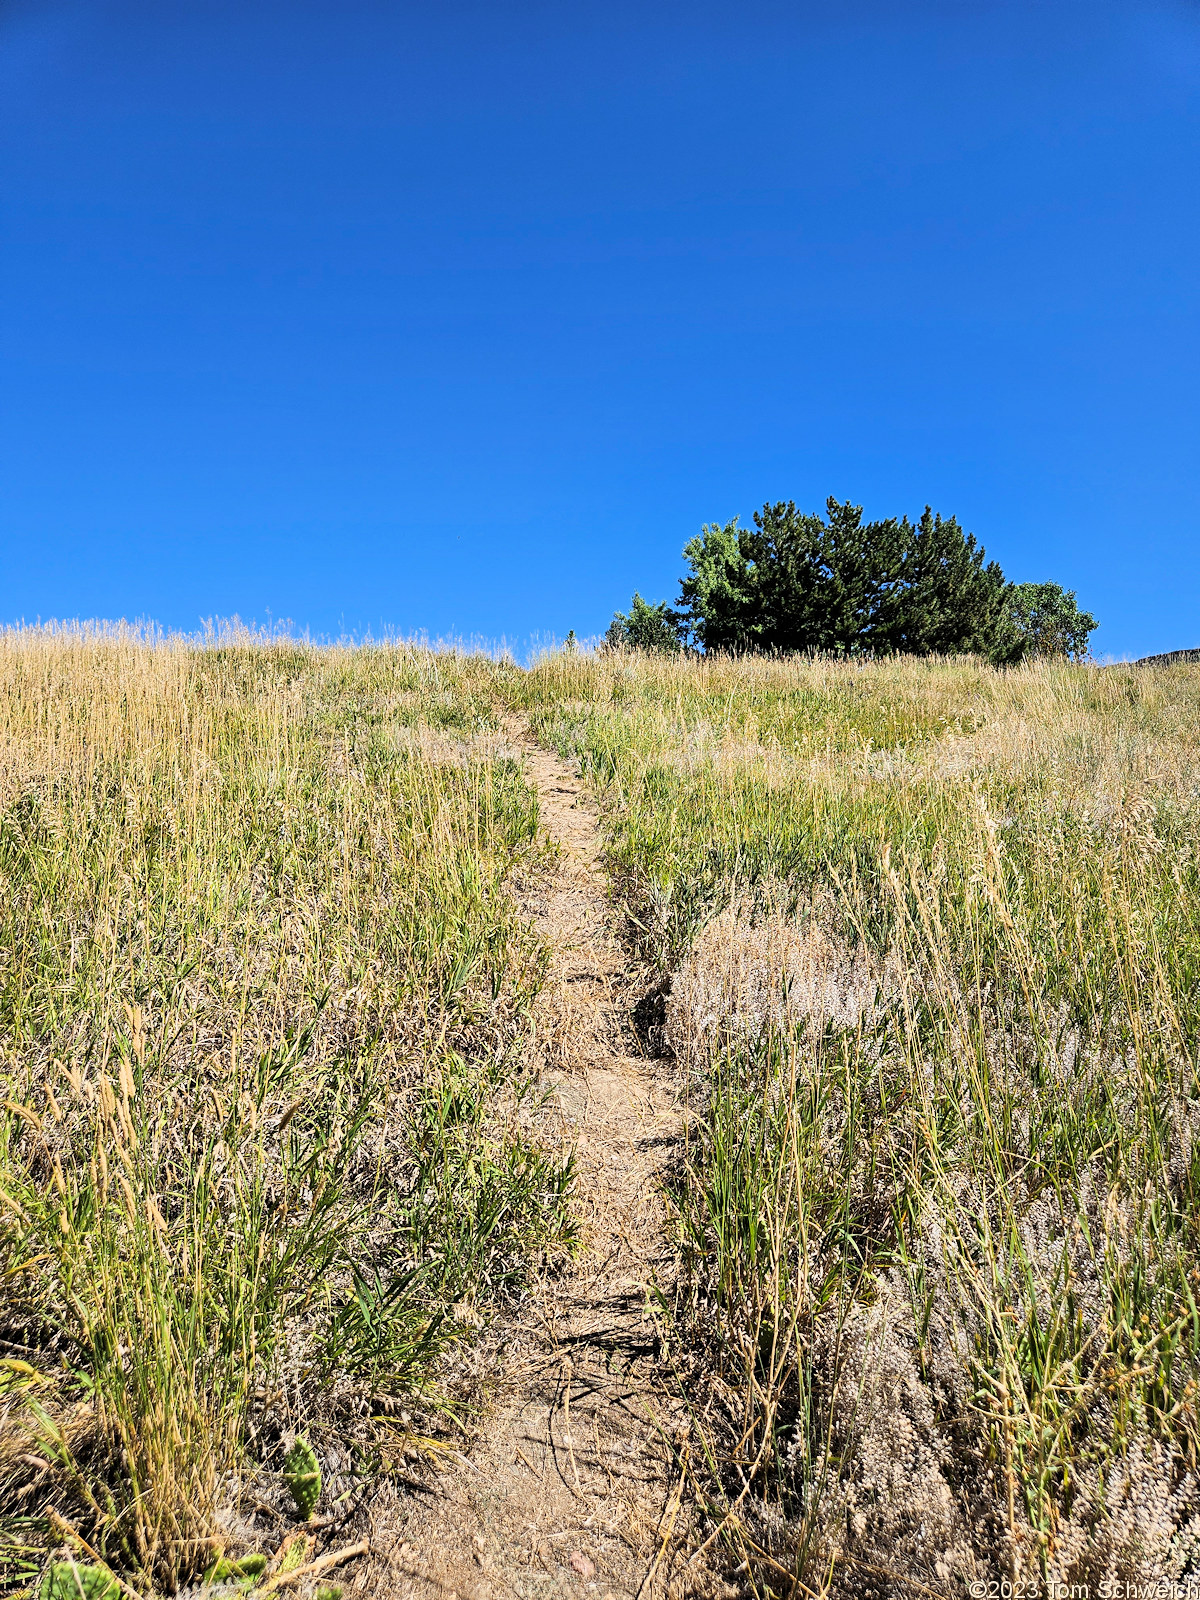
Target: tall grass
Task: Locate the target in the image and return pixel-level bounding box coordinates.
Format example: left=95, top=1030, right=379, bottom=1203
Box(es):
left=0, top=630, right=573, bottom=1594
left=8, top=633, right=1200, bottom=1593
left=513, top=650, right=1200, bottom=1591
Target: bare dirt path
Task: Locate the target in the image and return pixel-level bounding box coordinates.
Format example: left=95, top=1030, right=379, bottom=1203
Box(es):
left=375, top=721, right=699, bottom=1600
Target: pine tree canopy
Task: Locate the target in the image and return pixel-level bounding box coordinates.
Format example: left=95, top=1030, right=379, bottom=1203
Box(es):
left=607, top=498, right=1098, bottom=663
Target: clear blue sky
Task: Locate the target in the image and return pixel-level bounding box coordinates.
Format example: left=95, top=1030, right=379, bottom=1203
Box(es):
left=2, top=1, right=1197, bottom=657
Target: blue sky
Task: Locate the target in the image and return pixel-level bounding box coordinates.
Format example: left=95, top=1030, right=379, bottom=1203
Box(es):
left=2, top=0, right=1197, bottom=657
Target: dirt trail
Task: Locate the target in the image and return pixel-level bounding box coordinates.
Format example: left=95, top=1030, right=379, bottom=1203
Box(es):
left=376, top=723, right=696, bottom=1600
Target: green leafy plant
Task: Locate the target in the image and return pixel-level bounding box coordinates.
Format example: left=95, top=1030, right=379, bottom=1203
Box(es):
left=605, top=593, right=685, bottom=653
left=203, top=1551, right=269, bottom=1592
left=1001, top=580, right=1098, bottom=660
left=38, top=1563, right=121, bottom=1600
left=282, top=1438, right=321, bottom=1521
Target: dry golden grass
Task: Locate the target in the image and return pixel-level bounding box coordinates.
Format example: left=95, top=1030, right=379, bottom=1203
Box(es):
left=7, top=633, right=1200, bottom=1596
left=513, top=648, right=1200, bottom=1593
left=0, top=627, right=573, bottom=1595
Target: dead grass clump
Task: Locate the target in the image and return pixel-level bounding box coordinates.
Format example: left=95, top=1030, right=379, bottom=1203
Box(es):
left=666, top=895, right=888, bottom=1072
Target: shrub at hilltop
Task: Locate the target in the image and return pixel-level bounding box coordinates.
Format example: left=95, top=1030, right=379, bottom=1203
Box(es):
left=608, top=497, right=1097, bottom=662
left=1004, top=577, right=1098, bottom=660
left=604, top=592, right=685, bottom=654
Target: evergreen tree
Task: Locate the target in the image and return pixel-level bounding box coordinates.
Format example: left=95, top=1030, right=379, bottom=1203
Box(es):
left=680, top=500, right=907, bottom=654
left=884, top=507, right=1010, bottom=658
left=648, top=496, right=1097, bottom=662
left=734, top=502, right=830, bottom=652
left=814, top=498, right=906, bottom=651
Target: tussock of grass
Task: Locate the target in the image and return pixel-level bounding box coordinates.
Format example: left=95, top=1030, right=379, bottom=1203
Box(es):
left=0, top=630, right=572, bottom=1594
left=514, top=650, right=1200, bottom=1592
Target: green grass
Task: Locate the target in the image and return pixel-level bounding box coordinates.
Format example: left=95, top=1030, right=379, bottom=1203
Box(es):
left=512, top=648, right=1200, bottom=1590
left=0, top=630, right=571, bottom=1594
left=6, top=633, right=1200, bottom=1594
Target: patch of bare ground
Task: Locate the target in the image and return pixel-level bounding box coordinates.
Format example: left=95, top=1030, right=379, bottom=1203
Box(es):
left=359, top=721, right=712, bottom=1600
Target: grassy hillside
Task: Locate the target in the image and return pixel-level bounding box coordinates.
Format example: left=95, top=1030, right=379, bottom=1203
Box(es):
left=3, top=633, right=1200, bottom=1595
left=514, top=650, right=1200, bottom=1589
left=0, top=631, right=573, bottom=1593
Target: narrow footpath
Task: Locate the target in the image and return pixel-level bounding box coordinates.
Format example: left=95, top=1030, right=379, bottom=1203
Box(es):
left=378, top=722, right=699, bottom=1600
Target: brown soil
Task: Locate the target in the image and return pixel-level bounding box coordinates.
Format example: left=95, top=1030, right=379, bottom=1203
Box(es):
left=362, top=721, right=703, bottom=1600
